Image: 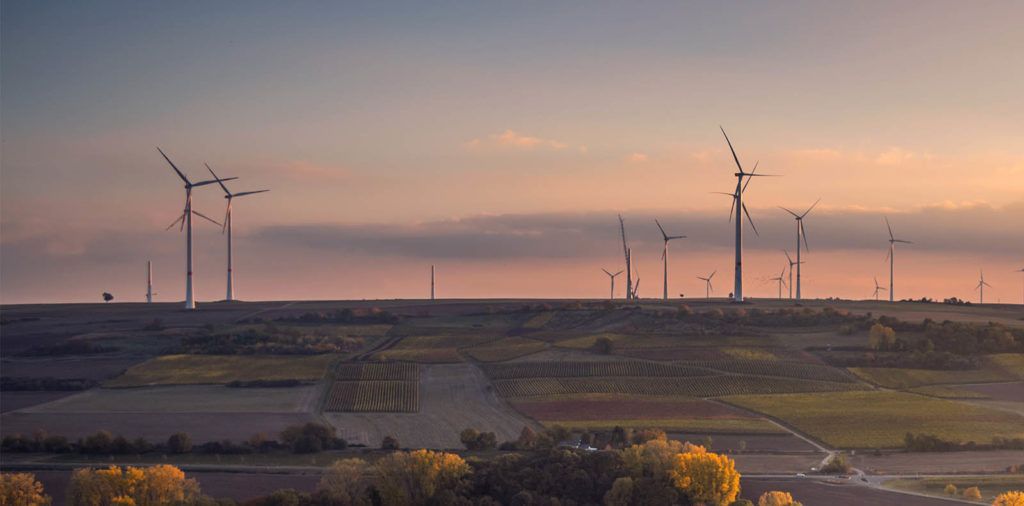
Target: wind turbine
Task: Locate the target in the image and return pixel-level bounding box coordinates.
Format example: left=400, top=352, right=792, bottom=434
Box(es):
left=770, top=266, right=787, bottom=300
left=655, top=219, right=686, bottom=300
left=618, top=215, right=633, bottom=300
left=696, top=270, right=716, bottom=301
left=146, top=261, right=153, bottom=303
left=631, top=262, right=641, bottom=299
left=784, top=251, right=802, bottom=299
left=720, top=127, right=774, bottom=302
left=205, top=163, right=268, bottom=302
left=780, top=198, right=820, bottom=300
left=159, top=148, right=235, bottom=310
left=884, top=217, right=912, bottom=302
left=872, top=277, right=887, bottom=300
left=975, top=270, right=992, bottom=304
left=602, top=268, right=623, bottom=299
left=431, top=265, right=435, bottom=300
left=1017, top=268, right=1024, bottom=304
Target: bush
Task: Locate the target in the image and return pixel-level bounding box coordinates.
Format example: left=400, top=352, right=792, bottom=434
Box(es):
left=944, top=483, right=957, bottom=496
left=594, top=336, right=614, bottom=355
left=820, top=454, right=851, bottom=474
left=963, top=486, right=982, bottom=500
left=168, top=432, right=193, bottom=454
left=758, top=491, right=802, bottom=506
left=280, top=423, right=344, bottom=454
left=381, top=435, right=400, bottom=450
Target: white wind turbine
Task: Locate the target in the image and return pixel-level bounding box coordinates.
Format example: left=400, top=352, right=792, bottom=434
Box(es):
left=784, top=251, right=802, bottom=299
left=697, top=270, right=716, bottom=301
left=719, top=127, right=774, bottom=302
left=205, top=164, right=268, bottom=302
left=159, top=148, right=235, bottom=310
left=770, top=266, right=787, bottom=300
left=884, top=217, right=912, bottom=302
left=779, top=198, right=820, bottom=300
left=655, top=219, right=686, bottom=300
left=1017, top=268, right=1024, bottom=304
left=872, top=276, right=887, bottom=300
left=975, top=269, right=992, bottom=304
left=602, top=269, right=623, bottom=299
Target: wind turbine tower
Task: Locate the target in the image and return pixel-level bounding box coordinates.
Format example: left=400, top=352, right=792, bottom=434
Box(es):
left=602, top=269, right=623, bottom=299
left=146, top=261, right=153, bottom=303
left=780, top=199, right=819, bottom=300
left=431, top=265, right=435, bottom=300
left=619, top=215, right=633, bottom=300
left=784, top=251, right=801, bottom=299
left=720, top=127, right=772, bottom=302
left=697, top=270, right=716, bottom=301
left=771, top=267, right=787, bottom=300
left=655, top=219, right=686, bottom=300
left=1018, top=268, right=1024, bottom=304
left=205, top=164, right=268, bottom=302
left=873, top=277, right=887, bottom=301
left=159, top=148, right=235, bottom=310
left=884, top=217, right=912, bottom=302
left=975, top=270, right=992, bottom=304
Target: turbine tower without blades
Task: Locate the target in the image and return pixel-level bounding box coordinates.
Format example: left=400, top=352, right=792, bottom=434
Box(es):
left=872, top=276, right=887, bottom=300
left=159, top=148, right=235, bottom=310
left=602, top=268, right=623, bottom=299
left=884, top=217, right=912, bottom=302
left=146, top=261, right=153, bottom=303
left=206, top=163, right=269, bottom=302
left=696, top=270, right=716, bottom=301
left=431, top=265, right=435, bottom=301
left=780, top=198, right=820, bottom=301
left=975, top=269, right=992, bottom=304
left=655, top=219, right=686, bottom=300
left=719, top=127, right=774, bottom=303
left=1018, top=268, right=1024, bottom=304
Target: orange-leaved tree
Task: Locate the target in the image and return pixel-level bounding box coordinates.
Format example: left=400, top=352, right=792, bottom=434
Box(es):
left=0, top=472, right=52, bottom=506
left=669, top=446, right=740, bottom=506
left=759, top=490, right=803, bottom=506
left=69, top=465, right=199, bottom=506
left=993, top=491, right=1024, bottom=506
left=374, top=450, right=470, bottom=506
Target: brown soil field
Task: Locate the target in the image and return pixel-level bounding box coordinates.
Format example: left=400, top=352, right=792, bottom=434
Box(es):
left=16, top=385, right=320, bottom=413
left=667, top=433, right=818, bottom=452
left=1, top=356, right=149, bottom=380
left=1, top=391, right=78, bottom=413
left=0, top=412, right=319, bottom=442
left=850, top=450, right=1024, bottom=474
left=506, top=348, right=632, bottom=363
left=322, top=363, right=538, bottom=449
left=512, top=398, right=755, bottom=421
left=617, top=346, right=731, bottom=361
left=730, top=454, right=822, bottom=474
left=740, top=478, right=960, bottom=506
left=962, top=381, right=1024, bottom=402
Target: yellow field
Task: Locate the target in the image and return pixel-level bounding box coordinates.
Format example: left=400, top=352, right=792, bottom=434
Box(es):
left=989, top=353, right=1024, bottom=380
left=908, top=385, right=989, bottom=399
left=463, top=337, right=548, bottom=362
left=373, top=348, right=464, bottom=363
left=722, top=347, right=777, bottom=361
left=884, top=476, right=1024, bottom=504
left=539, top=418, right=784, bottom=434
left=523, top=312, right=557, bottom=329
left=106, top=354, right=338, bottom=386
left=725, top=391, right=1024, bottom=448
left=848, top=367, right=1009, bottom=388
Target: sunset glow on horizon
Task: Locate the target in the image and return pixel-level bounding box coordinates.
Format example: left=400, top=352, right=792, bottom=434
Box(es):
left=2, top=1, right=1022, bottom=305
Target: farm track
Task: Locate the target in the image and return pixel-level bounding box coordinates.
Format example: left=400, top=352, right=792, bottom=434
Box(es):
left=351, top=335, right=403, bottom=361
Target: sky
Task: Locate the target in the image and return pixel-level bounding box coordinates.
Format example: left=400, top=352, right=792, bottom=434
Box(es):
left=2, top=1, right=1023, bottom=305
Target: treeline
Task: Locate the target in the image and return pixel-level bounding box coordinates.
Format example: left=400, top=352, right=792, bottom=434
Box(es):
left=168, top=327, right=364, bottom=355
left=904, top=432, right=1024, bottom=452
left=0, top=423, right=346, bottom=456
left=1, top=376, right=97, bottom=391
left=16, top=339, right=116, bottom=356
left=248, top=307, right=402, bottom=325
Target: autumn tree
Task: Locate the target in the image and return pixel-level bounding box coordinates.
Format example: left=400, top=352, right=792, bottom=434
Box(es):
left=373, top=450, right=470, bottom=506
left=69, top=465, right=200, bottom=506
left=167, top=432, right=192, bottom=454
left=869, top=323, right=897, bottom=350
left=944, top=484, right=958, bottom=496
left=0, top=473, right=52, bottom=506
left=992, top=491, right=1024, bottom=506
left=317, top=458, right=370, bottom=506
left=669, top=447, right=741, bottom=506
left=964, top=487, right=982, bottom=500
left=758, top=490, right=803, bottom=506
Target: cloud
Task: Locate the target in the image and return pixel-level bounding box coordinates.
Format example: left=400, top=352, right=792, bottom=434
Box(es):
left=628, top=153, right=648, bottom=163
left=466, top=130, right=569, bottom=150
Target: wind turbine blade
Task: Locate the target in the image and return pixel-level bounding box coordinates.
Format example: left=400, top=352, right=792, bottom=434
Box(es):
left=602, top=268, right=612, bottom=276
left=785, top=250, right=793, bottom=264
left=741, top=161, right=759, bottom=194
left=885, top=216, right=894, bottom=241
left=661, top=249, right=666, bottom=260
left=614, top=270, right=623, bottom=277
left=165, top=214, right=185, bottom=231
left=801, top=221, right=810, bottom=251
left=205, top=163, right=231, bottom=195
left=669, top=235, right=686, bottom=240
left=222, top=203, right=230, bottom=234
left=884, top=248, right=891, bottom=263
left=720, top=126, right=744, bottom=173
left=232, top=190, right=270, bottom=197
left=894, top=239, right=912, bottom=244
left=193, top=210, right=222, bottom=227
left=158, top=147, right=190, bottom=184
left=655, top=219, right=667, bottom=239
left=779, top=206, right=800, bottom=218
left=728, top=196, right=736, bottom=223
left=192, top=177, right=238, bottom=187
left=710, top=270, right=716, bottom=279
left=743, top=203, right=759, bottom=236
left=801, top=197, right=821, bottom=218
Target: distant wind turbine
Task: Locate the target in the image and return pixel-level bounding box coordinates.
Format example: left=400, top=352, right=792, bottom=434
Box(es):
left=770, top=266, right=787, bottom=300
left=602, top=268, right=623, bottom=299
left=619, top=215, right=633, bottom=300
left=1018, top=268, right=1024, bottom=304
left=655, top=219, right=686, bottom=300
left=159, top=148, right=235, bottom=310
left=431, top=265, right=435, bottom=300
left=975, top=269, right=992, bottom=304
left=697, top=270, right=716, bottom=301
left=784, top=251, right=802, bottom=299
left=206, top=163, right=269, bottom=302
left=719, top=127, right=775, bottom=302
left=780, top=198, right=820, bottom=300
left=631, top=262, right=641, bottom=299
left=884, top=217, right=912, bottom=302
left=872, top=277, right=887, bottom=300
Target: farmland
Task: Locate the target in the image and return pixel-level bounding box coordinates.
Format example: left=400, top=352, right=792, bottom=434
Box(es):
left=493, top=375, right=867, bottom=398
left=849, top=366, right=1011, bottom=388
left=105, top=354, right=338, bottom=387
left=463, top=337, right=548, bottom=362
left=883, top=475, right=1024, bottom=504
left=725, top=390, right=1024, bottom=448
left=325, top=362, right=420, bottom=412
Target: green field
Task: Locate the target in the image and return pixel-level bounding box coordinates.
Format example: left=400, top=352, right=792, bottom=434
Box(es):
left=848, top=367, right=1009, bottom=388
left=725, top=390, right=1024, bottom=448
left=883, top=476, right=1024, bottom=504
left=106, top=354, right=338, bottom=386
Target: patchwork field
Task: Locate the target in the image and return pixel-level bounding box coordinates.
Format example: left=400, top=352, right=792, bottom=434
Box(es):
left=325, top=362, right=419, bottom=412
left=849, top=366, right=1011, bottom=388
left=105, top=354, right=338, bottom=386
left=725, top=391, right=1024, bottom=448
left=684, top=360, right=858, bottom=383
left=851, top=450, right=1024, bottom=474
left=483, top=360, right=712, bottom=378
left=557, top=333, right=775, bottom=350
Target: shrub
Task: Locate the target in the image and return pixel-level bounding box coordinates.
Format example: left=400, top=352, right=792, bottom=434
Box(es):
left=992, top=491, right=1024, bottom=506
left=963, top=487, right=982, bottom=500
left=944, top=483, right=957, bottom=496
left=168, top=432, right=193, bottom=454
left=594, top=336, right=614, bottom=355
left=81, top=430, right=114, bottom=454
left=280, top=423, right=343, bottom=454
left=381, top=435, right=400, bottom=450
left=821, top=454, right=851, bottom=474
left=759, top=491, right=803, bottom=506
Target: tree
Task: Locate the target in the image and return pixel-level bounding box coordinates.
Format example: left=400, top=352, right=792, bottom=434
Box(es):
left=594, top=336, right=614, bottom=354
left=69, top=465, right=199, bottom=506
left=964, top=487, right=982, bottom=500
left=460, top=428, right=481, bottom=450
left=0, top=473, right=52, bottom=506
left=381, top=435, right=400, bottom=450
left=603, top=477, right=634, bottom=506
left=669, top=449, right=741, bottom=506
left=869, top=323, right=896, bottom=351
left=317, top=458, right=370, bottom=506
left=993, top=491, right=1024, bottom=506
left=103, top=292, right=114, bottom=303
left=758, top=490, right=803, bottom=506
left=944, top=484, right=957, bottom=496
left=167, top=432, right=193, bottom=454
left=374, top=450, right=470, bottom=506
left=516, top=426, right=536, bottom=449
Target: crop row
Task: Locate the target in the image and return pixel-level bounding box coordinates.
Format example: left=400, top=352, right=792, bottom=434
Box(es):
left=324, top=380, right=419, bottom=412
left=492, top=375, right=868, bottom=398
left=679, top=360, right=858, bottom=383
left=482, top=361, right=714, bottom=379
left=333, top=362, right=419, bottom=381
